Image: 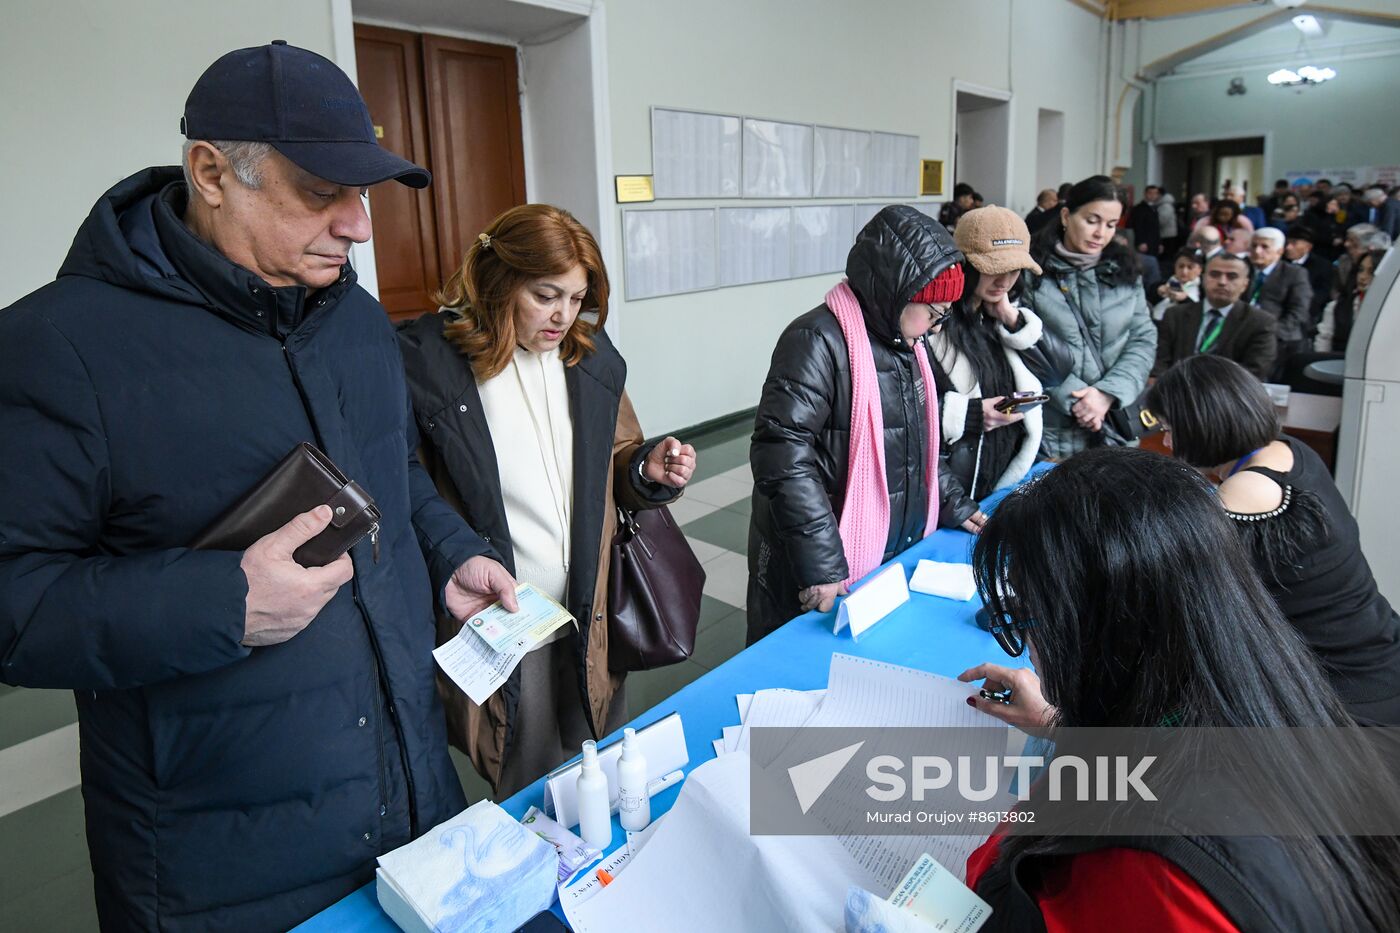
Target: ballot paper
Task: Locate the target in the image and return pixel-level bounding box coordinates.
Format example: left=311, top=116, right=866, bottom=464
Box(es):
left=564, top=753, right=884, bottom=933
left=376, top=800, right=556, bottom=933
left=801, top=655, right=1011, bottom=886
left=433, top=585, right=574, bottom=705
left=834, top=563, right=910, bottom=639
left=908, top=559, right=979, bottom=602
left=464, top=583, right=574, bottom=653
left=729, top=688, right=826, bottom=761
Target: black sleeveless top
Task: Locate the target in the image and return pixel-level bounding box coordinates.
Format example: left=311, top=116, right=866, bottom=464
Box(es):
left=1227, top=436, right=1400, bottom=724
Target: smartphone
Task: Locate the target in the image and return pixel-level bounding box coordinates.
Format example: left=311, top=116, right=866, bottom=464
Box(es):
left=996, top=391, right=1050, bottom=414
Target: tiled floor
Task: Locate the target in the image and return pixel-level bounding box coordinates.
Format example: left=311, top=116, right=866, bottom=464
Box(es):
left=0, top=413, right=756, bottom=931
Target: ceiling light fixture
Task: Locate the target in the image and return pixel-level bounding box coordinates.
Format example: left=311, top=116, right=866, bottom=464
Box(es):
left=1291, top=14, right=1325, bottom=38
left=1268, top=64, right=1336, bottom=86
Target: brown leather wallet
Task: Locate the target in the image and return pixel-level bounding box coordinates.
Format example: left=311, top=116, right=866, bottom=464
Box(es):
left=191, top=442, right=381, bottom=567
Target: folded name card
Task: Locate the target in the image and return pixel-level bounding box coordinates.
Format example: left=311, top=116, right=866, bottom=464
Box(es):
left=833, top=563, right=909, bottom=640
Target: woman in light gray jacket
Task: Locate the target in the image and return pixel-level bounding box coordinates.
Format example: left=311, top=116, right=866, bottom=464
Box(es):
left=1024, top=175, right=1156, bottom=458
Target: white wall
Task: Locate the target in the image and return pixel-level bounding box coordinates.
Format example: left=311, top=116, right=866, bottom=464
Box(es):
left=1151, top=51, right=1400, bottom=181
left=602, top=0, right=1105, bottom=433
left=0, top=1, right=338, bottom=308
left=1, top=0, right=1107, bottom=436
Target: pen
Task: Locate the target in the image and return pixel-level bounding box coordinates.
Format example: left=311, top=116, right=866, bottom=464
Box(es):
left=980, top=687, right=1014, bottom=705
left=596, top=869, right=614, bottom=886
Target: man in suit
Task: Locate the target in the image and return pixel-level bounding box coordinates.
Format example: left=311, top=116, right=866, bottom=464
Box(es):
left=1284, top=225, right=1333, bottom=329
left=1130, top=186, right=1163, bottom=256
left=1153, top=251, right=1277, bottom=380
left=1025, top=188, right=1058, bottom=234
left=1362, top=187, right=1400, bottom=240
left=1248, top=227, right=1314, bottom=378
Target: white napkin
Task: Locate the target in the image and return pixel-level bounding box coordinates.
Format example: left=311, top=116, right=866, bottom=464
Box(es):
left=376, top=800, right=557, bottom=933
left=908, top=560, right=978, bottom=602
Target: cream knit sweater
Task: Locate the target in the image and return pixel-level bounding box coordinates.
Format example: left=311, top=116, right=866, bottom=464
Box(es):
left=479, top=346, right=574, bottom=646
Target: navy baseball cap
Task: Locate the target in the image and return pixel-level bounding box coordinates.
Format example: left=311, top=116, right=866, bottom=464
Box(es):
left=182, top=40, right=430, bottom=189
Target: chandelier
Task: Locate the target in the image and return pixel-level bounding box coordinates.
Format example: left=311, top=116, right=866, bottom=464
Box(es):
left=1267, top=65, right=1336, bottom=87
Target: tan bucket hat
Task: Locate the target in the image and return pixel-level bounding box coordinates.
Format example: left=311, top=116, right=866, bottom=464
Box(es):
left=954, top=206, right=1043, bottom=276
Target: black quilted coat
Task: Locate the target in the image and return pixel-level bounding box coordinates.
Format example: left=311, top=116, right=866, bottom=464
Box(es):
left=746, top=206, right=963, bottom=643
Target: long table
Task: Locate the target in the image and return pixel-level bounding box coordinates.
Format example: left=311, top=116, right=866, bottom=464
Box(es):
left=291, top=467, right=1045, bottom=932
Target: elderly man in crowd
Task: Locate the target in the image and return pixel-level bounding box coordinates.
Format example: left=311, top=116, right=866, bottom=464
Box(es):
left=1248, top=227, right=1314, bottom=379
left=1187, top=223, right=1223, bottom=260
left=1284, top=224, right=1333, bottom=327
left=1153, top=251, right=1276, bottom=381
left=1361, top=186, right=1400, bottom=240
left=0, top=42, right=519, bottom=931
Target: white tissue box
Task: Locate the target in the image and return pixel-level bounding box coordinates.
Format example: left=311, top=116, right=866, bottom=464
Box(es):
left=376, top=800, right=557, bottom=933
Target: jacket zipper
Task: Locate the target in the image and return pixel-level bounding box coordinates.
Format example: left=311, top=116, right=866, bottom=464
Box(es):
left=281, top=343, right=418, bottom=837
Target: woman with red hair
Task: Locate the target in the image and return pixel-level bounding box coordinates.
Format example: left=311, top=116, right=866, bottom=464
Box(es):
left=399, top=204, right=696, bottom=796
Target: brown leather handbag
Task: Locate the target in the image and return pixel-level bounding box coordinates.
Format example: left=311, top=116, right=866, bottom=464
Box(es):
left=607, top=505, right=704, bottom=672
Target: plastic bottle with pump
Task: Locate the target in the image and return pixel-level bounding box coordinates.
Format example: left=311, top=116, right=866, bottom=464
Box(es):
left=576, top=740, right=613, bottom=849
left=616, top=727, right=651, bottom=832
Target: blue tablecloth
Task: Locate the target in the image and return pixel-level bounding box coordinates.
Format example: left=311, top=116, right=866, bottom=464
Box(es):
left=291, top=464, right=1047, bottom=933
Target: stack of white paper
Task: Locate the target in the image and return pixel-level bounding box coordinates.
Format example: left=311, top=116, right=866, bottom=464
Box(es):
left=699, top=653, right=1013, bottom=899
left=376, top=800, right=557, bottom=933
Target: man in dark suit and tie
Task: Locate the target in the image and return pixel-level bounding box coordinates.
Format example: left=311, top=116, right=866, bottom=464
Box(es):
left=1248, top=227, right=1314, bottom=379
left=1153, top=252, right=1277, bottom=381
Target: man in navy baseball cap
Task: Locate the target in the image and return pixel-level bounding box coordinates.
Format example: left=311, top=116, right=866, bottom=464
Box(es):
left=0, top=38, right=515, bottom=931
left=183, top=39, right=429, bottom=188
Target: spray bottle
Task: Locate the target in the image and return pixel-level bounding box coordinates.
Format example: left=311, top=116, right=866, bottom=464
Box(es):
left=576, top=740, right=613, bottom=849
left=616, top=727, right=651, bottom=832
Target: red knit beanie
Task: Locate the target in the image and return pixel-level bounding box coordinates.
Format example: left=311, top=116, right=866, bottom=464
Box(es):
left=910, top=264, right=965, bottom=304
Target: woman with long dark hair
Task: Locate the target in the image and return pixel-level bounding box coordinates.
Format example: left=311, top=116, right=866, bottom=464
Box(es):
left=1024, top=175, right=1156, bottom=457
left=929, top=206, right=1071, bottom=532
left=959, top=447, right=1400, bottom=930
left=399, top=204, right=696, bottom=795
left=1146, top=355, right=1400, bottom=725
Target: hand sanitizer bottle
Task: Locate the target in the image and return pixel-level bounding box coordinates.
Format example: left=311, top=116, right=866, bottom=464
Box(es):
left=616, top=727, right=651, bottom=832
left=576, top=740, right=612, bottom=849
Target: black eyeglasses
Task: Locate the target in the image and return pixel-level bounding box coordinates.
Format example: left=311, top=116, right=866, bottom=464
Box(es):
left=987, top=611, right=1035, bottom=658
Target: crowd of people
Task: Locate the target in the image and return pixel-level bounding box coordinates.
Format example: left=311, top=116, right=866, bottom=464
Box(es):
left=2, top=39, right=1397, bottom=933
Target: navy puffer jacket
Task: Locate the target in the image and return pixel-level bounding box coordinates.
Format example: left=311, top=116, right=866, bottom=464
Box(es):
left=0, top=168, right=487, bottom=931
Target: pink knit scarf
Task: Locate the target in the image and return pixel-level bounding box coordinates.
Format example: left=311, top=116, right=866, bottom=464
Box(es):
left=827, top=280, right=940, bottom=586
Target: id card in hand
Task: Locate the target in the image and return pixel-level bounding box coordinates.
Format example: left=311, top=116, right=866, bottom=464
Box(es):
left=466, top=583, right=574, bottom=653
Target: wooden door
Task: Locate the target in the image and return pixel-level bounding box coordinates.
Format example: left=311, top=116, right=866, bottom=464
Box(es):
left=354, top=25, right=440, bottom=318
left=353, top=27, right=526, bottom=319
left=422, top=35, right=527, bottom=285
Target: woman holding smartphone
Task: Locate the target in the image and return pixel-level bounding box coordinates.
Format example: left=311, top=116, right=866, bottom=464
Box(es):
left=1024, top=175, right=1156, bottom=457
left=928, top=207, right=1071, bottom=532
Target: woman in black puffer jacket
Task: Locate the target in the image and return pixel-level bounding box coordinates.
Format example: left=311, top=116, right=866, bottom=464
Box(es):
left=931, top=206, right=1072, bottom=532
left=747, top=206, right=964, bottom=643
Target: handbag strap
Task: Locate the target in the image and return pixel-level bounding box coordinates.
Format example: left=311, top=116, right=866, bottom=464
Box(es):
left=1049, top=269, right=1108, bottom=382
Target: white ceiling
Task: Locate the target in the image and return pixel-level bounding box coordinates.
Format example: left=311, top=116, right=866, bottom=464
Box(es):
left=1177, top=17, right=1400, bottom=73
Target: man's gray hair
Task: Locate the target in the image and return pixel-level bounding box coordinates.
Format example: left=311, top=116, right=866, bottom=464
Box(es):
left=180, top=139, right=274, bottom=190
left=1361, top=230, right=1393, bottom=251
left=1252, top=227, right=1286, bottom=249
left=1365, top=187, right=1387, bottom=204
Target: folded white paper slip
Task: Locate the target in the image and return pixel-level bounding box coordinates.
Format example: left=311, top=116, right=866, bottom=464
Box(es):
left=543, top=712, right=688, bottom=829
left=433, top=583, right=574, bottom=705
left=909, top=559, right=978, bottom=602
left=834, top=563, right=909, bottom=639
left=376, top=800, right=556, bottom=933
